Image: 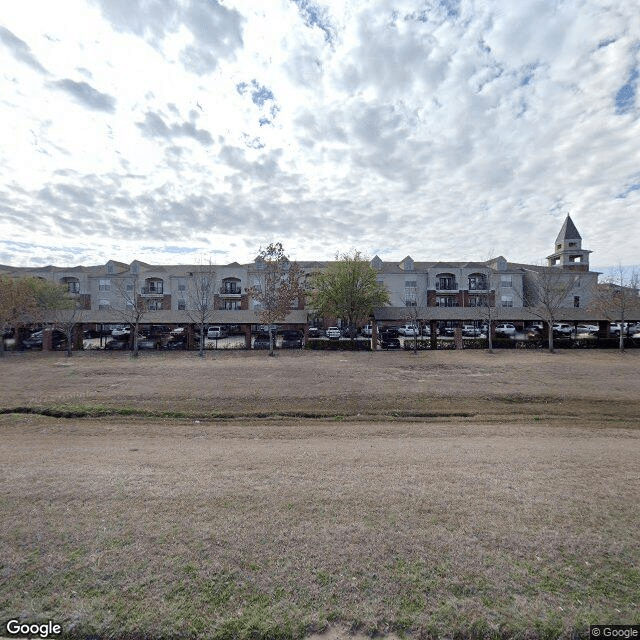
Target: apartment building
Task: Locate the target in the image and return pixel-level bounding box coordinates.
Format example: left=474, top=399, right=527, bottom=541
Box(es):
left=0, top=215, right=602, bottom=326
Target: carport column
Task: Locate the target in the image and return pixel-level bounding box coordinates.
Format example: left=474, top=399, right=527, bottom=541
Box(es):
left=186, top=325, right=195, bottom=350
left=597, top=320, right=610, bottom=338
left=244, top=325, right=252, bottom=349
left=454, top=323, right=463, bottom=350
left=72, top=325, right=83, bottom=350
left=430, top=320, right=437, bottom=349
left=42, top=327, right=53, bottom=351
left=371, top=322, right=378, bottom=351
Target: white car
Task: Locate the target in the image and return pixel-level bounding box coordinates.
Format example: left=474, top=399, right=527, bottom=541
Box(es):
left=111, top=326, right=130, bottom=338
left=325, top=327, right=341, bottom=339
left=361, top=325, right=373, bottom=337
left=552, top=323, right=573, bottom=335
left=495, top=323, right=516, bottom=336
left=207, top=326, right=226, bottom=339
left=170, top=326, right=185, bottom=336
left=398, top=324, right=419, bottom=336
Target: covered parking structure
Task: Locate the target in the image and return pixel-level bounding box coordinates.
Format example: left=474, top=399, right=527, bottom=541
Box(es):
left=371, top=306, right=625, bottom=347
left=30, top=309, right=309, bottom=351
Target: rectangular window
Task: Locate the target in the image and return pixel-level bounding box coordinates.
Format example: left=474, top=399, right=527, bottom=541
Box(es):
left=178, top=299, right=186, bottom=310
left=469, top=295, right=487, bottom=307
left=177, top=281, right=186, bottom=291
left=98, top=299, right=110, bottom=310
left=405, top=300, right=417, bottom=307
left=224, top=300, right=241, bottom=310
left=501, top=295, right=513, bottom=307
left=99, top=279, right=110, bottom=291
left=574, top=296, right=580, bottom=308
left=501, top=276, right=512, bottom=287
left=67, top=281, right=80, bottom=293
left=148, top=300, right=163, bottom=311
left=436, top=296, right=457, bottom=307
left=405, top=280, right=417, bottom=288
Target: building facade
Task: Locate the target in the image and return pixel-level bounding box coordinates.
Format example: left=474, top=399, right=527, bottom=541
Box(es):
left=0, top=216, right=610, bottom=328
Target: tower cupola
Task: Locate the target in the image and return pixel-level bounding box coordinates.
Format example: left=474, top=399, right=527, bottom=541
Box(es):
left=546, top=215, right=591, bottom=271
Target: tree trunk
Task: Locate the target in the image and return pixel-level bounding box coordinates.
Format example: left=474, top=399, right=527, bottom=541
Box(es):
left=548, top=324, right=554, bottom=353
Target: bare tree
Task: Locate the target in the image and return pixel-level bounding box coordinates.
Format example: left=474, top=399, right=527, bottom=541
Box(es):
left=472, top=262, right=496, bottom=353
left=401, top=286, right=427, bottom=355
left=247, top=243, right=304, bottom=356
left=50, top=298, right=83, bottom=357
left=590, top=266, right=640, bottom=351
left=113, top=275, right=148, bottom=357
left=185, top=263, right=217, bottom=357
left=521, top=267, right=580, bottom=353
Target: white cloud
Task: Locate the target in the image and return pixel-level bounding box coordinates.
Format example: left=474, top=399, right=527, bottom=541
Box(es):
left=0, top=0, right=638, bottom=269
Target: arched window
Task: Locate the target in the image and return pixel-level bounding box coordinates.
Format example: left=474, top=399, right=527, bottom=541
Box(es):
left=435, top=273, right=457, bottom=290
left=468, top=273, right=487, bottom=291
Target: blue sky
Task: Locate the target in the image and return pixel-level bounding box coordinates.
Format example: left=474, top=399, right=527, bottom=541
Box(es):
left=0, top=0, right=639, bottom=272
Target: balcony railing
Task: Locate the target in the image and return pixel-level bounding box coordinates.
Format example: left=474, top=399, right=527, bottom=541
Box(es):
left=219, top=286, right=242, bottom=296
left=468, top=283, right=488, bottom=291
left=436, top=282, right=458, bottom=291
left=141, top=287, right=164, bottom=295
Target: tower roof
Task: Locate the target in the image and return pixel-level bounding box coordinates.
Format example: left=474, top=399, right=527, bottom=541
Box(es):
left=555, top=215, right=581, bottom=243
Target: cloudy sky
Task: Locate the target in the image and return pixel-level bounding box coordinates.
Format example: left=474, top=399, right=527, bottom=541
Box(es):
left=1, top=0, right=639, bottom=272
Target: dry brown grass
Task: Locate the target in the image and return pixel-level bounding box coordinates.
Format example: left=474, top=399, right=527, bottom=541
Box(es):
left=0, top=350, right=639, bottom=639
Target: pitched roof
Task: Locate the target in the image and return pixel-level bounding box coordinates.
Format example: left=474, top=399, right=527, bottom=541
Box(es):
left=555, top=215, right=581, bottom=243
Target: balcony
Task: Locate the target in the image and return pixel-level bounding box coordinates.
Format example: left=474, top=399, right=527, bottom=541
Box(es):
left=141, top=287, right=164, bottom=296
left=436, top=282, right=458, bottom=291
left=219, top=286, right=242, bottom=297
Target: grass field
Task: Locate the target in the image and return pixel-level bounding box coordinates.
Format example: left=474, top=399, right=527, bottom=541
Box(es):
left=1, top=349, right=639, bottom=639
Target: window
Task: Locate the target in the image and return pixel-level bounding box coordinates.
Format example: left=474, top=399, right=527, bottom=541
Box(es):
left=574, top=296, right=580, bottom=308
left=436, top=296, right=457, bottom=307
left=405, top=300, right=417, bottom=307
left=99, top=279, right=110, bottom=291
left=126, top=282, right=134, bottom=291
left=107, top=264, right=114, bottom=274
left=98, top=299, right=110, bottom=310
left=67, top=281, right=79, bottom=293
left=469, top=295, right=487, bottom=307
left=436, top=274, right=457, bottom=290
left=569, top=255, right=582, bottom=263
left=178, top=299, right=186, bottom=310
left=177, top=280, right=186, bottom=291
left=501, top=295, right=513, bottom=307
left=148, top=300, right=162, bottom=310
left=224, top=300, right=241, bottom=310
left=500, top=275, right=512, bottom=287
left=405, top=280, right=417, bottom=288
left=468, top=274, right=487, bottom=291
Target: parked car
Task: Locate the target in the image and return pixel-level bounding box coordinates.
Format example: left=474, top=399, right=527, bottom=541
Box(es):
left=495, top=323, right=516, bottom=336
left=170, top=327, right=185, bottom=337
left=281, top=330, right=303, bottom=349
left=421, top=325, right=432, bottom=336
left=462, top=324, right=482, bottom=337
left=379, top=329, right=401, bottom=349
left=552, top=323, right=573, bottom=336
left=326, top=327, right=341, bottom=339
left=253, top=333, right=271, bottom=349
left=104, top=339, right=129, bottom=350
left=576, top=324, right=599, bottom=335
left=341, top=325, right=357, bottom=338
left=525, top=326, right=543, bottom=340
left=22, top=329, right=67, bottom=349
left=398, top=324, right=419, bottom=336
left=207, top=326, right=226, bottom=339
left=361, top=325, right=373, bottom=337
left=308, top=326, right=322, bottom=338
left=111, top=326, right=130, bottom=338
left=137, top=338, right=158, bottom=350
